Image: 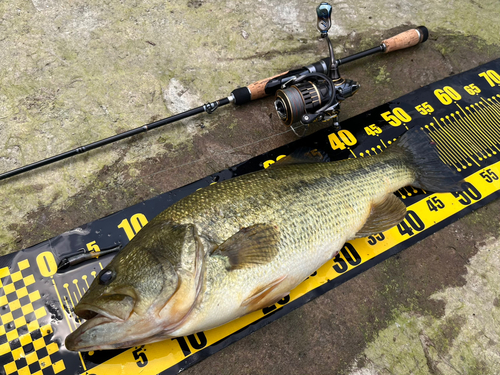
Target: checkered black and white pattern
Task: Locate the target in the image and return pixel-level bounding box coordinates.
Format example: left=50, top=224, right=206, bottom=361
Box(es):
left=0, top=259, right=65, bottom=375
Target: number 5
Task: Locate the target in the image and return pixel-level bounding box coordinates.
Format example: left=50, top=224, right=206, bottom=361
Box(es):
left=132, top=346, right=148, bottom=368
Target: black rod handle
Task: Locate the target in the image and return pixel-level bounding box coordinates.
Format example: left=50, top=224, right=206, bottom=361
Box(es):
left=336, top=46, right=384, bottom=66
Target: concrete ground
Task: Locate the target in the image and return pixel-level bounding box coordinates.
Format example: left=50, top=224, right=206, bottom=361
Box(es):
left=1, top=0, right=500, bottom=374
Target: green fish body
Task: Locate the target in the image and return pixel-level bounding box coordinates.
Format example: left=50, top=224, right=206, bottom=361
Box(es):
left=65, top=129, right=461, bottom=351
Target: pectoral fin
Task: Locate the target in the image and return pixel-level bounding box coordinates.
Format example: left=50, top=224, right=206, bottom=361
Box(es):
left=355, top=193, right=407, bottom=238
left=213, top=223, right=280, bottom=270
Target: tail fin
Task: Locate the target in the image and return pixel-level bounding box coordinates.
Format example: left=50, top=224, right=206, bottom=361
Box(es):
left=390, top=127, right=463, bottom=192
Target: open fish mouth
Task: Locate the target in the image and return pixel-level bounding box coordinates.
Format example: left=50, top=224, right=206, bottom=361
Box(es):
left=74, top=303, right=125, bottom=322
left=65, top=304, right=129, bottom=351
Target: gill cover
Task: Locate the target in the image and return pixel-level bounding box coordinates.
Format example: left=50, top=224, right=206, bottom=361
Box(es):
left=66, top=221, right=203, bottom=351
left=76, top=220, right=184, bottom=318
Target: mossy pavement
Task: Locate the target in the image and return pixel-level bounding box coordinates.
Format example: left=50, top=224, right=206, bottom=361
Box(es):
left=1, top=0, right=499, bottom=374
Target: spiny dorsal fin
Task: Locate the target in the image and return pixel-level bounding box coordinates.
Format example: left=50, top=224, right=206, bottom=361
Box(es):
left=269, top=148, right=329, bottom=169
left=355, top=193, right=407, bottom=238
left=212, top=223, right=280, bottom=270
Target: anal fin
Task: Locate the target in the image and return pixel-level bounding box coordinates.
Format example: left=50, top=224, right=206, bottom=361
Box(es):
left=355, top=193, right=407, bottom=238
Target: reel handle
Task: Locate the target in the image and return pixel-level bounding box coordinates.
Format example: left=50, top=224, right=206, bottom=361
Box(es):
left=382, top=26, right=428, bottom=53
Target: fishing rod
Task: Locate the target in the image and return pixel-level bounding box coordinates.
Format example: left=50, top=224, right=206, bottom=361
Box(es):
left=0, top=2, right=428, bottom=182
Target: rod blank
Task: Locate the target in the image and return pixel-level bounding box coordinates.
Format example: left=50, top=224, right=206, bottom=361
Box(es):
left=0, top=98, right=230, bottom=181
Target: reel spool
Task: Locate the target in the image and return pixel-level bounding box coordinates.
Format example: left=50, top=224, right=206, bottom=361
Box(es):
left=274, top=80, right=330, bottom=126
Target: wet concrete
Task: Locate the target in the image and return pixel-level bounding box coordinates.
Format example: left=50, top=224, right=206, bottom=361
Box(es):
left=1, top=0, right=500, bottom=374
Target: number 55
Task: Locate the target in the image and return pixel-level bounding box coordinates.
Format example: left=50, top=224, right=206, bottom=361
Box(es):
left=415, top=102, right=434, bottom=115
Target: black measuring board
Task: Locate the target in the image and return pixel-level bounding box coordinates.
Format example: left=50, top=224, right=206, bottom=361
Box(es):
left=1, top=59, right=500, bottom=375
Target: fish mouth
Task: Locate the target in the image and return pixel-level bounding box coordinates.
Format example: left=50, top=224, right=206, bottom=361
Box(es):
left=74, top=303, right=124, bottom=322
left=65, top=304, right=128, bottom=351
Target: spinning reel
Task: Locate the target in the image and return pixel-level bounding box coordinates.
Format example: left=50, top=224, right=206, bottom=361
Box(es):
left=274, top=3, right=360, bottom=136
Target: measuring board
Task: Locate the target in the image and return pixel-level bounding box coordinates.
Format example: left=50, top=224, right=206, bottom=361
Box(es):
left=1, top=59, right=500, bottom=375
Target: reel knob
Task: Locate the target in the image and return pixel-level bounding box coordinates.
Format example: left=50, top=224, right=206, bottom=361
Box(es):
left=316, top=2, right=332, bottom=36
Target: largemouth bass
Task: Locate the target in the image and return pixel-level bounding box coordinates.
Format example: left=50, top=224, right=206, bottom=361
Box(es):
left=65, top=128, right=462, bottom=351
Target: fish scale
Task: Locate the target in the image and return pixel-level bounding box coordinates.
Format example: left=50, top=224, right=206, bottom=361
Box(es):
left=65, top=128, right=463, bottom=351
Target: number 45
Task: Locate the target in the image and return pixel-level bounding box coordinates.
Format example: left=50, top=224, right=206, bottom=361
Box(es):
left=364, top=124, right=382, bottom=136
left=426, top=196, right=445, bottom=212
left=415, top=102, right=434, bottom=115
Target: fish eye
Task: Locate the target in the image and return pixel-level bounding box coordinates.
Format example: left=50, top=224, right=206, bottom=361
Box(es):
left=98, top=269, right=115, bottom=285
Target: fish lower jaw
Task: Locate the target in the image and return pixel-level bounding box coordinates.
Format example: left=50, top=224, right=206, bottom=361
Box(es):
left=65, top=315, right=120, bottom=351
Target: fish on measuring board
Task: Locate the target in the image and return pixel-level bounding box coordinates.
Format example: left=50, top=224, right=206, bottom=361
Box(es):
left=65, top=128, right=463, bottom=351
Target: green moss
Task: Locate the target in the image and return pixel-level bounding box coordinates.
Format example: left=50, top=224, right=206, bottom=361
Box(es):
left=374, top=65, right=391, bottom=84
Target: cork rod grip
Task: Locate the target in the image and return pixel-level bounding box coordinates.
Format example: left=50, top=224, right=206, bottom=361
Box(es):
left=247, top=71, right=289, bottom=100
left=382, top=26, right=429, bottom=53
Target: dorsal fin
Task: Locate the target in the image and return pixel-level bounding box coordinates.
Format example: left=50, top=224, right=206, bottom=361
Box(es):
left=355, top=193, right=407, bottom=238
left=269, top=148, right=329, bottom=169
left=212, top=223, right=280, bottom=270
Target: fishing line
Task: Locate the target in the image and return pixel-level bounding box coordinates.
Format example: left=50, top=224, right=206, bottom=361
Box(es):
left=117, top=125, right=301, bottom=186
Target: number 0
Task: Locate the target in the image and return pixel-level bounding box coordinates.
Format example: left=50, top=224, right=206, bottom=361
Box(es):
left=36, top=251, right=57, bottom=277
